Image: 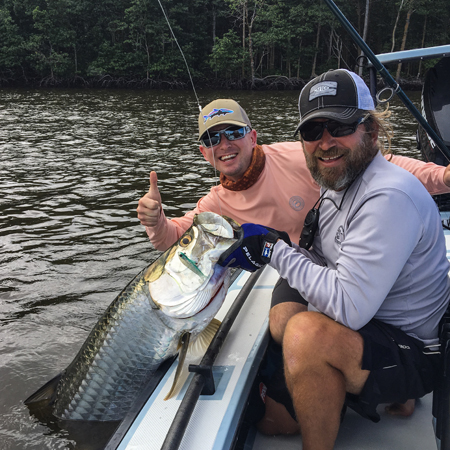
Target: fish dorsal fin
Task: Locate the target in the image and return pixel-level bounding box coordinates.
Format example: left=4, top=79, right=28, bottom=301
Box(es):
left=164, top=318, right=221, bottom=400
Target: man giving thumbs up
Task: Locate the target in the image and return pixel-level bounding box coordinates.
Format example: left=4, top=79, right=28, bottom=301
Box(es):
left=136, top=171, right=163, bottom=228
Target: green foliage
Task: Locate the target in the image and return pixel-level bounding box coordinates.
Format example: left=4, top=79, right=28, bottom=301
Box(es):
left=0, top=8, right=25, bottom=71
left=0, top=0, right=449, bottom=85
left=209, top=29, right=242, bottom=78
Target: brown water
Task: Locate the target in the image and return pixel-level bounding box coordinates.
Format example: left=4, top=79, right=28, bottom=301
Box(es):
left=0, top=88, right=423, bottom=449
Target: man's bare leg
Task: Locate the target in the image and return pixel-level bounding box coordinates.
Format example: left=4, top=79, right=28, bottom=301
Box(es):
left=257, top=396, right=300, bottom=435
left=254, top=302, right=306, bottom=435
left=385, top=399, right=416, bottom=416
left=269, top=302, right=307, bottom=345
left=283, top=311, right=370, bottom=450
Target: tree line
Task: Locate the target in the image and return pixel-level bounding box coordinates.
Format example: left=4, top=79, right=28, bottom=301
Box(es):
left=1, top=0, right=449, bottom=89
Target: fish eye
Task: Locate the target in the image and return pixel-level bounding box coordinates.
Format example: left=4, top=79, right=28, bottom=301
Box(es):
left=180, top=235, right=192, bottom=247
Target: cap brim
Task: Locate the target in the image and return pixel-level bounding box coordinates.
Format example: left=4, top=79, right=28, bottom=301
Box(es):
left=294, top=107, right=366, bottom=137
left=198, top=120, right=249, bottom=141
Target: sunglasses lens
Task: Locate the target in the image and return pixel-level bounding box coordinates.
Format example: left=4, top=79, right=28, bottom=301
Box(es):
left=300, top=122, right=325, bottom=141
left=201, top=134, right=220, bottom=147
left=225, top=127, right=246, bottom=141
left=300, top=120, right=361, bottom=141
left=327, top=121, right=356, bottom=138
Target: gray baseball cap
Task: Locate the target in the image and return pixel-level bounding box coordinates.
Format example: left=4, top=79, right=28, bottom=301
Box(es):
left=295, top=69, right=375, bottom=135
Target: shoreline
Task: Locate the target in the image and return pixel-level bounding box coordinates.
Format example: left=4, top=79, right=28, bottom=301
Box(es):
left=0, top=75, right=424, bottom=91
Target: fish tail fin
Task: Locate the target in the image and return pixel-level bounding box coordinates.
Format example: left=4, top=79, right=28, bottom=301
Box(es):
left=164, top=318, right=221, bottom=401
left=24, top=372, right=63, bottom=406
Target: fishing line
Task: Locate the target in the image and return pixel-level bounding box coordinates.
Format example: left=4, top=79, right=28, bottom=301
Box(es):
left=157, top=0, right=224, bottom=219
left=156, top=0, right=201, bottom=114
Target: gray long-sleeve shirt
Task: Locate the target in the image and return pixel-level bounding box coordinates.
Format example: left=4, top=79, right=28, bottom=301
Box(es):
left=270, top=152, right=450, bottom=345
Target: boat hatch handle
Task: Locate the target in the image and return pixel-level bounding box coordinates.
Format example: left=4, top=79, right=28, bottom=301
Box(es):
left=324, top=0, right=450, bottom=164
left=161, top=266, right=266, bottom=450
left=188, top=364, right=215, bottom=395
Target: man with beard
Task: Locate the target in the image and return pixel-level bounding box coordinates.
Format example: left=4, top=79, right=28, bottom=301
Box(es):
left=138, top=96, right=450, bottom=420
left=218, top=69, right=450, bottom=449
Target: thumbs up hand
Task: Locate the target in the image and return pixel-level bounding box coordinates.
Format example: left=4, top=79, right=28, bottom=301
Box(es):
left=137, top=171, right=163, bottom=227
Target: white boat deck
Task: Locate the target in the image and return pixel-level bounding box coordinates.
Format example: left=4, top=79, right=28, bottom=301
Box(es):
left=250, top=394, right=436, bottom=450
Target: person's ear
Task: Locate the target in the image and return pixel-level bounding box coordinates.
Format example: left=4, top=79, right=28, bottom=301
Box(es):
left=250, top=129, right=257, bottom=147
left=199, top=145, right=208, bottom=160
left=370, top=121, right=379, bottom=145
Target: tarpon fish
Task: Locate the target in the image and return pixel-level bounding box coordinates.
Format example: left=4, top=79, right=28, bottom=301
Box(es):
left=203, top=108, right=233, bottom=123
left=25, top=212, right=241, bottom=422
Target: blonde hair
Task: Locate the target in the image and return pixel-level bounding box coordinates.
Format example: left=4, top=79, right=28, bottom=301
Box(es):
left=364, top=104, right=393, bottom=156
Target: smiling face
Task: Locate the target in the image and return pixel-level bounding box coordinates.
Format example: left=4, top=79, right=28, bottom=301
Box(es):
left=302, top=119, right=379, bottom=191
left=199, top=124, right=257, bottom=182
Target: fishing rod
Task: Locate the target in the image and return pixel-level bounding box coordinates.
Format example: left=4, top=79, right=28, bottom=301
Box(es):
left=324, top=0, right=450, bottom=163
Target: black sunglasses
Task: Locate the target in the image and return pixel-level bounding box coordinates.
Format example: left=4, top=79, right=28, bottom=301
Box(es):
left=200, top=126, right=251, bottom=148
left=299, top=116, right=367, bottom=142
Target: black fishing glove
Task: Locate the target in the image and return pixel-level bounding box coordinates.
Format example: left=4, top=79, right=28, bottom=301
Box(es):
left=218, top=223, right=291, bottom=272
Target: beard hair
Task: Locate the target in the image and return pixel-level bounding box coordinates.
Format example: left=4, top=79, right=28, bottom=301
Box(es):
left=304, top=133, right=378, bottom=190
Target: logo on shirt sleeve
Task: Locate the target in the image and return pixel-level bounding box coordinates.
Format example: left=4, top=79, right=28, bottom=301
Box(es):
left=335, top=225, right=345, bottom=247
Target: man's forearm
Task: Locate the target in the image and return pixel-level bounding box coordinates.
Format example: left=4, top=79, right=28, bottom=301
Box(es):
left=388, top=154, right=450, bottom=195
left=145, top=209, right=194, bottom=251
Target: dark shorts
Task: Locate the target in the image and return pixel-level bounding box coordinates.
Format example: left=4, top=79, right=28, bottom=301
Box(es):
left=263, top=317, right=441, bottom=423
left=351, top=318, right=440, bottom=422
left=271, top=277, right=308, bottom=308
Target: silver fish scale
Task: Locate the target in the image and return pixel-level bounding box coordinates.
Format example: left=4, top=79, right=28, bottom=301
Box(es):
left=54, top=271, right=182, bottom=421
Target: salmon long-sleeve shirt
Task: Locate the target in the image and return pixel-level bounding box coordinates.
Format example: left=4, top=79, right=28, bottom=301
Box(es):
left=146, top=141, right=450, bottom=251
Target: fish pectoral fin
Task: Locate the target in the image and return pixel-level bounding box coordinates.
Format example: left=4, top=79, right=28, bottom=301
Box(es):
left=164, top=332, right=191, bottom=401
left=24, top=372, right=63, bottom=406
left=163, top=319, right=221, bottom=401
left=187, top=318, right=221, bottom=360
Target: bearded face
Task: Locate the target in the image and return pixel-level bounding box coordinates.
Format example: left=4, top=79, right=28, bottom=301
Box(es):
left=303, top=131, right=378, bottom=191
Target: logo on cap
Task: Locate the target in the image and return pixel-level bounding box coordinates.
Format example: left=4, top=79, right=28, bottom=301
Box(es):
left=203, top=108, right=234, bottom=123
left=309, top=81, right=338, bottom=101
